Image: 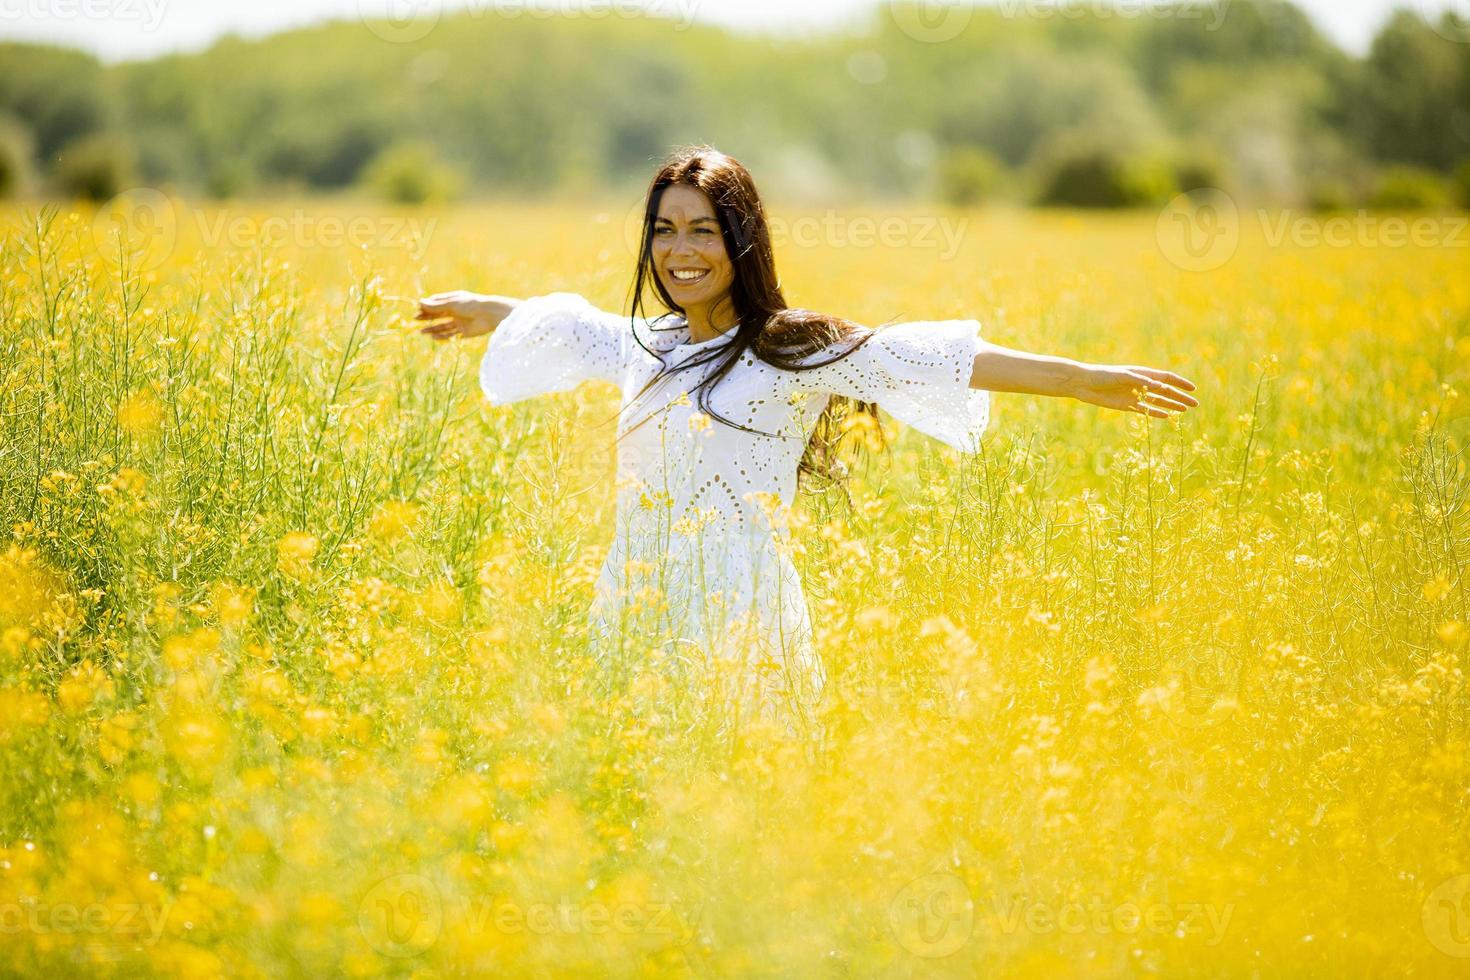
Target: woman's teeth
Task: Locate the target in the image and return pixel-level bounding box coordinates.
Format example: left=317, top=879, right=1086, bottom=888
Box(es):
left=671, top=269, right=708, bottom=282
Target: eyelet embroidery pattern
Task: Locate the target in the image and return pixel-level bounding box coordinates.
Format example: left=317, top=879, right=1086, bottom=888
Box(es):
left=480, top=291, right=992, bottom=721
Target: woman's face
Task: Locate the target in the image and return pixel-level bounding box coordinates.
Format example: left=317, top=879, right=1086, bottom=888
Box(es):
left=651, top=184, right=735, bottom=313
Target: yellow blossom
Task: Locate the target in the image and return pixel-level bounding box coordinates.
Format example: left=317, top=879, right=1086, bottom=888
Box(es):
left=116, top=388, right=163, bottom=436
left=57, top=660, right=115, bottom=713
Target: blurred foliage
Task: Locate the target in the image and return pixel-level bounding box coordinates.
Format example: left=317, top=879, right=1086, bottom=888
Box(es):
left=936, top=146, right=1005, bottom=207
left=1368, top=166, right=1452, bottom=210
left=1457, top=160, right=1470, bottom=209
left=0, top=1, right=1467, bottom=206
left=1037, top=141, right=1178, bottom=208
left=1172, top=150, right=1226, bottom=195
left=362, top=140, right=467, bottom=205
left=52, top=133, right=138, bottom=202
left=0, top=112, right=36, bottom=197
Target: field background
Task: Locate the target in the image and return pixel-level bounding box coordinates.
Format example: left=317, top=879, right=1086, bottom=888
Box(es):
left=0, top=195, right=1466, bottom=977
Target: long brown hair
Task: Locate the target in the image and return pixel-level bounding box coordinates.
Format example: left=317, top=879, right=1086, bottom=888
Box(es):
left=615, top=144, right=887, bottom=501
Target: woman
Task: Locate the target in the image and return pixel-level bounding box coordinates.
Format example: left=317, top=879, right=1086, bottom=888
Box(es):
left=416, top=145, right=1198, bottom=730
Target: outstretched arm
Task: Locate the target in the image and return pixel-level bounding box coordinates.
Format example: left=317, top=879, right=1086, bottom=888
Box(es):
left=969, top=340, right=1198, bottom=419
left=415, top=291, right=520, bottom=340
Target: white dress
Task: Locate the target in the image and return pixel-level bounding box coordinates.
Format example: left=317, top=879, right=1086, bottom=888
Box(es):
left=479, top=292, right=990, bottom=722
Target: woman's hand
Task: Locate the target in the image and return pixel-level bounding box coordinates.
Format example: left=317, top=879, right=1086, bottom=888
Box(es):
left=414, top=291, right=510, bottom=340
left=1071, top=364, right=1199, bottom=418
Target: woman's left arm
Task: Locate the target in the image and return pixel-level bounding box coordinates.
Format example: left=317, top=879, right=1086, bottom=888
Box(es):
left=969, top=340, right=1199, bottom=419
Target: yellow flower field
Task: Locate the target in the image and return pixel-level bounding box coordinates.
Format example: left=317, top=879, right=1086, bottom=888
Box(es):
left=0, top=195, right=1467, bottom=977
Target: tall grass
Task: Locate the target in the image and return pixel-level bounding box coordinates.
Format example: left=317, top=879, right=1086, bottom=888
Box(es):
left=0, top=197, right=1466, bottom=977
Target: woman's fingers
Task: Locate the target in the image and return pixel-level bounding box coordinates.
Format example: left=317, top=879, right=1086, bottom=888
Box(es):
left=418, top=321, right=462, bottom=339
left=416, top=294, right=462, bottom=318
left=1140, top=389, right=1193, bottom=413
left=415, top=295, right=474, bottom=341
left=1135, top=366, right=1198, bottom=393
left=1131, top=372, right=1200, bottom=408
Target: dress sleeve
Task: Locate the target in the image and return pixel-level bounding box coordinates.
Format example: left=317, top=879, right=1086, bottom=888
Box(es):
left=790, top=318, right=990, bottom=454
left=478, top=292, right=630, bottom=406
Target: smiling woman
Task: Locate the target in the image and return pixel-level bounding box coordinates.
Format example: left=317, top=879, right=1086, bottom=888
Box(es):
left=651, top=185, right=737, bottom=334
left=415, top=144, right=1198, bottom=729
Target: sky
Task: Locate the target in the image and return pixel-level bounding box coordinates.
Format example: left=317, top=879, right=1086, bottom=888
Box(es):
left=0, top=0, right=1457, bottom=64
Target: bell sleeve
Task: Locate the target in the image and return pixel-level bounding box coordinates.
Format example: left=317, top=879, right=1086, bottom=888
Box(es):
left=479, top=292, right=631, bottom=406
left=791, top=318, right=990, bottom=454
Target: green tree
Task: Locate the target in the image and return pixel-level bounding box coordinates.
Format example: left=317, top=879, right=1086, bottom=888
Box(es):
left=1355, top=12, right=1469, bottom=171
left=361, top=140, right=465, bottom=205
left=53, top=133, right=138, bottom=201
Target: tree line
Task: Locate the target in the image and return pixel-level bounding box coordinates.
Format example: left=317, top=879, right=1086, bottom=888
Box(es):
left=1, top=0, right=1467, bottom=208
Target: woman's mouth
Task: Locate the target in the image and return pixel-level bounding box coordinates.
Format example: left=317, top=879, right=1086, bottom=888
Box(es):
left=668, top=268, right=709, bottom=285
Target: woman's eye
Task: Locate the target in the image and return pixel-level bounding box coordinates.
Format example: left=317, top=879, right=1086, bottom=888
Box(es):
left=695, top=228, right=716, bottom=238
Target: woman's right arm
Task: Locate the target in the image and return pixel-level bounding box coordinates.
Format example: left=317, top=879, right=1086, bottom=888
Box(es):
left=415, top=291, right=520, bottom=340
left=415, top=290, right=632, bottom=406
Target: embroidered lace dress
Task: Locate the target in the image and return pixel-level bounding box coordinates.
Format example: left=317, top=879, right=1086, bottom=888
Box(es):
left=479, top=292, right=990, bottom=722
